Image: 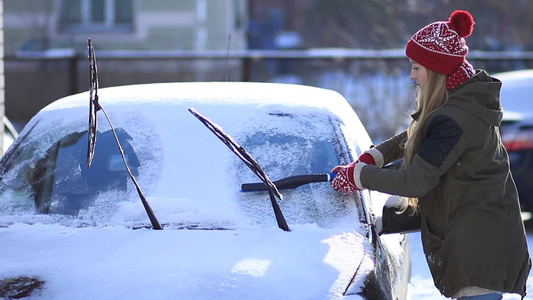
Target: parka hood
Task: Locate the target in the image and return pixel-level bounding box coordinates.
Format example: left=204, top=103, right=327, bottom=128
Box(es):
left=447, top=70, right=503, bottom=126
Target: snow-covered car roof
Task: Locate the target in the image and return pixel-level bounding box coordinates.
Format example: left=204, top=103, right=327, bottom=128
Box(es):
left=494, top=69, right=533, bottom=121
left=0, top=82, right=402, bottom=299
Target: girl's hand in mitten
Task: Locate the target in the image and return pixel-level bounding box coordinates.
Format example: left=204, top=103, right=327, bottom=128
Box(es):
left=331, top=163, right=360, bottom=195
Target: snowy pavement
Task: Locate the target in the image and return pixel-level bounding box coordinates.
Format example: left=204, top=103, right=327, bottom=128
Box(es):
left=409, top=225, right=533, bottom=300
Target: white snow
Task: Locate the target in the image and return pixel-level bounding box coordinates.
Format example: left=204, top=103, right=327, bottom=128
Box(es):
left=3, top=222, right=531, bottom=299
left=5, top=81, right=530, bottom=300
left=493, top=69, right=533, bottom=121
left=0, top=223, right=370, bottom=300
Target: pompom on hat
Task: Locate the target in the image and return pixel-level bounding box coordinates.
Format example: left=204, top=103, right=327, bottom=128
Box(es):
left=406, top=10, right=475, bottom=76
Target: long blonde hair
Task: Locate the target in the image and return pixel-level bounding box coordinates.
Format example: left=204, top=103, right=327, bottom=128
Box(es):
left=403, top=69, right=449, bottom=211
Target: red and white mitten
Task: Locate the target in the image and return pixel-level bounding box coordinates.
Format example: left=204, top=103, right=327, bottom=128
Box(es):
left=357, top=153, right=376, bottom=165
left=358, top=148, right=384, bottom=167
left=331, top=163, right=360, bottom=195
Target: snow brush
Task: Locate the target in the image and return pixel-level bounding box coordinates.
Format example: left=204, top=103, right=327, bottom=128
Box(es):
left=241, top=172, right=337, bottom=191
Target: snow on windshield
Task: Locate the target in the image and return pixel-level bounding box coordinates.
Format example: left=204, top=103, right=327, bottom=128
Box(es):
left=0, top=82, right=366, bottom=231
left=230, top=110, right=361, bottom=228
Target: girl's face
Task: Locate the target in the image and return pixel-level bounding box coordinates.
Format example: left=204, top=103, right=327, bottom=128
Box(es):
left=409, top=60, right=428, bottom=88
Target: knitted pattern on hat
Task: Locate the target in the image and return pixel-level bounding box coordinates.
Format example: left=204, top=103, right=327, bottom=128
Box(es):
left=406, top=10, right=476, bottom=86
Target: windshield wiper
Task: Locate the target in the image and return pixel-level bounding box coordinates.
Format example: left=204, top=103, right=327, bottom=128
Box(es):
left=188, top=108, right=290, bottom=232
left=86, top=38, right=162, bottom=230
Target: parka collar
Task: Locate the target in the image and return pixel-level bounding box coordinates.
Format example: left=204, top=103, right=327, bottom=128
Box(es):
left=447, top=70, right=503, bottom=126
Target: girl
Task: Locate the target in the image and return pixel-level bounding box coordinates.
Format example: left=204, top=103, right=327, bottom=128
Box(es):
left=331, top=10, right=531, bottom=300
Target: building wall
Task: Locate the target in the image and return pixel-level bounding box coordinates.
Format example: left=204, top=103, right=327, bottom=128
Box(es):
left=3, top=0, right=247, bottom=124
left=3, top=0, right=248, bottom=56
left=3, top=0, right=55, bottom=55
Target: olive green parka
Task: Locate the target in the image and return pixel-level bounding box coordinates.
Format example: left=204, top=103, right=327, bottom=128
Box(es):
left=360, top=70, right=531, bottom=298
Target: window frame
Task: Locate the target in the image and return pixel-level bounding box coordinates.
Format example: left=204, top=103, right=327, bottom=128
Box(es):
left=60, top=0, right=133, bottom=33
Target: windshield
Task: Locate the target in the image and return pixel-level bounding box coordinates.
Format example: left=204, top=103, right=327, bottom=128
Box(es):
left=233, top=112, right=361, bottom=228
left=0, top=109, right=361, bottom=229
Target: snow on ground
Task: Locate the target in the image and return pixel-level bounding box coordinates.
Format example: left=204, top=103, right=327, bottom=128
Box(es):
left=409, top=227, right=533, bottom=300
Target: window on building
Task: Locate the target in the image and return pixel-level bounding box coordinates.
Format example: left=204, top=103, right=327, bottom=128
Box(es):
left=60, top=0, right=133, bottom=33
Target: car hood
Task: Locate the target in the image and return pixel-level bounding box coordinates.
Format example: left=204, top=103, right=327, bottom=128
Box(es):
left=0, top=223, right=372, bottom=300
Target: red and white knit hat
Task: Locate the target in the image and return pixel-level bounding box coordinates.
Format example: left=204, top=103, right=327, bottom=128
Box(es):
left=406, top=10, right=476, bottom=90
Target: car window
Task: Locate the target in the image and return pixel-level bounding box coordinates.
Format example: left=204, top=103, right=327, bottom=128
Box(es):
left=233, top=112, right=362, bottom=228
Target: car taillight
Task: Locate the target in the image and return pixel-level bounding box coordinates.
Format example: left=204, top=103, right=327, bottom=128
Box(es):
left=502, top=130, right=533, bottom=151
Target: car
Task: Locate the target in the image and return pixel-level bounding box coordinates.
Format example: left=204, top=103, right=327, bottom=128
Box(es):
left=0, top=82, right=410, bottom=300
left=492, top=69, right=533, bottom=218
left=493, top=69, right=533, bottom=126
left=501, top=118, right=533, bottom=218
